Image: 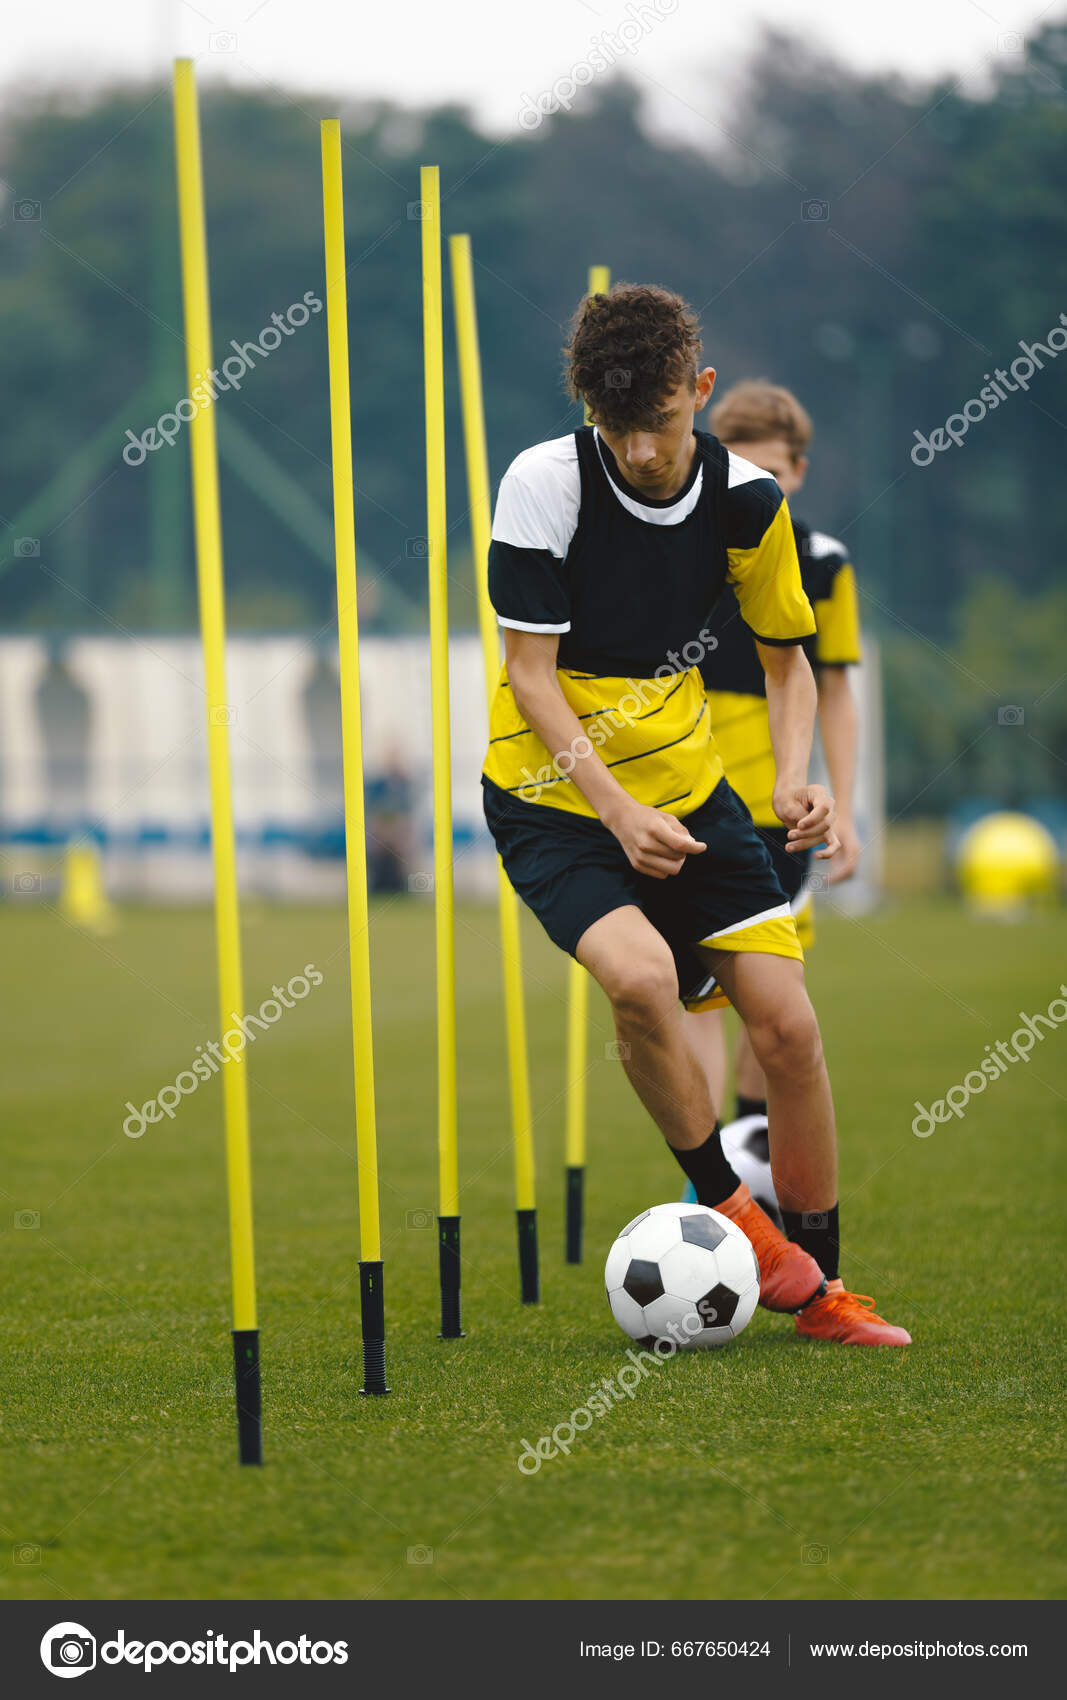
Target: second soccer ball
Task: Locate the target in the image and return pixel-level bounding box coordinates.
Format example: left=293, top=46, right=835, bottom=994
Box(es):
left=681, top=1115, right=782, bottom=1231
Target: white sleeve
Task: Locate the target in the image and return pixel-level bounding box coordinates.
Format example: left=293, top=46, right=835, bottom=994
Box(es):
left=492, top=437, right=580, bottom=559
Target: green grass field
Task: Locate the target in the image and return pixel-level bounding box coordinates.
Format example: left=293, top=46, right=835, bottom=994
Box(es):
left=1, top=895, right=1064, bottom=1601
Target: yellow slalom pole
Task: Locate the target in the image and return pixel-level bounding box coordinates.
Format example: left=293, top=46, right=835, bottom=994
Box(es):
left=420, top=167, right=463, bottom=1337
left=320, top=120, right=388, bottom=1393
left=564, top=957, right=589, bottom=1261
left=560, top=263, right=612, bottom=1264
left=587, top=264, right=611, bottom=313
left=449, top=234, right=539, bottom=1304
left=172, top=58, right=261, bottom=1463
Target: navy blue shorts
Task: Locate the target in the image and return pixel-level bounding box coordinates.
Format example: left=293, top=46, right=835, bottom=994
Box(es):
left=757, top=825, right=811, bottom=904
left=482, top=775, right=793, bottom=1001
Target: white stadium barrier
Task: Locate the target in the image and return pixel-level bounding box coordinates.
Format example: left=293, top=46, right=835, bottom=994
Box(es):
left=0, top=634, right=499, bottom=901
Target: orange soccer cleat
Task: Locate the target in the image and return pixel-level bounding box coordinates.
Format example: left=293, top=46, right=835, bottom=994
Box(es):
left=795, top=1278, right=912, bottom=1347
left=716, top=1183, right=825, bottom=1312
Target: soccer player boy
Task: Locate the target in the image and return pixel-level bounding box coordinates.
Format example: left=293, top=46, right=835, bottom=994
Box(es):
left=481, top=284, right=909, bottom=1346
left=685, top=380, right=863, bottom=1122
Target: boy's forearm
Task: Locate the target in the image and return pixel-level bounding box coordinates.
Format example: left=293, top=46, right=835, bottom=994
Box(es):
left=509, top=670, right=632, bottom=828
left=762, top=648, right=817, bottom=794
left=817, top=670, right=858, bottom=822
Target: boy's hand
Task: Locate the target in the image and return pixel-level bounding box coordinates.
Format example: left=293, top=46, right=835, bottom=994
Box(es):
left=773, top=782, right=840, bottom=858
left=826, top=815, right=862, bottom=883
left=607, top=800, right=706, bottom=879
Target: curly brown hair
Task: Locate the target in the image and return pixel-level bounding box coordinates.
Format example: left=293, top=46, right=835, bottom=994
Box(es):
left=709, top=380, right=813, bottom=459
left=564, top=283, right=702, bottom=432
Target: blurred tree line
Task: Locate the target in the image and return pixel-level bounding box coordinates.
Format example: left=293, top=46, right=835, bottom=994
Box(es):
left=1, top=25, right=1064, bottom=814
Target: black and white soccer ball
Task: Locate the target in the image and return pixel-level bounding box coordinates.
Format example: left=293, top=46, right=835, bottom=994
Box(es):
left=605, top=1202, right=760, bottom=1349
left=721, top=1115, right=781, bottom=1231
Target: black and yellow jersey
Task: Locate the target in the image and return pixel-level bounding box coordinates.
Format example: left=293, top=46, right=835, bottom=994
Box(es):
left=482, top=426, right=815, bottom=820
left=700, top=518, right=861, bottom=826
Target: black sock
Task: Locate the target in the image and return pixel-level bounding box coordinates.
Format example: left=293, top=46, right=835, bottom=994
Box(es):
left=736, top=1093, right=767, bottom=1122
left=668, top=1124, right=740, bottom=1209
left=782, top=1203, right=840, bottom=1281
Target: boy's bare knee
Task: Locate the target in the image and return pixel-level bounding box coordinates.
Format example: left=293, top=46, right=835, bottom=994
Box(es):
left=749, top=1000, right=823, bottom=1080
left=601, top=947, right=679, bottom=1030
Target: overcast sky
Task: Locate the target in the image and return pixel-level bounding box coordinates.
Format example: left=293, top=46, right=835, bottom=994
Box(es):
left=6, top=0, right=1065, bottom=146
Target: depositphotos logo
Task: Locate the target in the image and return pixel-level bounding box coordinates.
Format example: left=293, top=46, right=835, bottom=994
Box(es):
left=40, top=1624, right=96, bottom=1678
left=40, top=1623, right=349, bottom=1676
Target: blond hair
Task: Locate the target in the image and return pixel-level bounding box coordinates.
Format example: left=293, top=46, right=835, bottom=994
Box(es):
left=709, top=380, right=812, bottom=459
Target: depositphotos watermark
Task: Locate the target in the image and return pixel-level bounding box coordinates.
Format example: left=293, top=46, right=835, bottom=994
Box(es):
left=517, top=1313, right=703, bottom=1473
left=122, top=965, right=323, bottom=1136
left=518, top=0, right=678, bottom=130
left=122, top=293, right=322, bottom=465
left=39, top=1622, right=348, bottom=1676
left=911, top=984, right=1067, bottom=1136
left=910, top=310, right=1067, bottom=466
left=516, top=627, right=717, bottom=800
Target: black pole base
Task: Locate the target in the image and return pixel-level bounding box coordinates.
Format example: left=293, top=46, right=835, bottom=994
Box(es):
left=437, top=1214, right=465, bottom=1338
left=565, top=1165, right=585, bottom=1264
left=517, top=1207, right=540, bottom=1304
left=358, top=1260, right=390, bottom=1396
left=231, top=1328, right=262, bottom=1465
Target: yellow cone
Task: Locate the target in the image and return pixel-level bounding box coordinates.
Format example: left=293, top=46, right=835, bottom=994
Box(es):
left=60, top=843, right=116, bottom=933
left=957, top=811, right=1059, bottom=915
